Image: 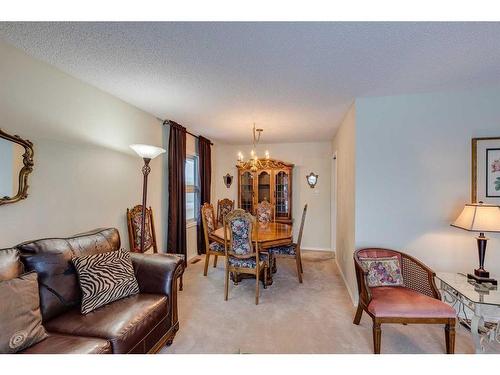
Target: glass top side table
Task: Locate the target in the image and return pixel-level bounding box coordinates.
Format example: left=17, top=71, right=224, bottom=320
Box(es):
left=436, top=272, right=500, bottom=353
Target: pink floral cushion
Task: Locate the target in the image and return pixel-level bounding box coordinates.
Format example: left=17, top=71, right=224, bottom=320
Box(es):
left=359, top=256, right=403, bottom=287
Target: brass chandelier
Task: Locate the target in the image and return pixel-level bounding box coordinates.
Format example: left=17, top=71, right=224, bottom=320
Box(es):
left=237, top=123, right=270, bottom=172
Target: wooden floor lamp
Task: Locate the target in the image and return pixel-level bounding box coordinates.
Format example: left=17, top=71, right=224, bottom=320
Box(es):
left=130, top=144, right=166, bottom=253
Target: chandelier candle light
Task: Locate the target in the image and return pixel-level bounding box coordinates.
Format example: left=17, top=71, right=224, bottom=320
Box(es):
left=237, top=123, right=270, bottom=172
left=130, top=144, right=166, bottom=253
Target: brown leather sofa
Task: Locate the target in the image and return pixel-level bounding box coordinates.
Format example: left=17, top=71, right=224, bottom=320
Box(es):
left=0, top=228, right=184, bottom=354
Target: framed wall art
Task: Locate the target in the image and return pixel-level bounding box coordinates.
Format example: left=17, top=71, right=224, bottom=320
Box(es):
left=472, top=137, right=500, bottom=203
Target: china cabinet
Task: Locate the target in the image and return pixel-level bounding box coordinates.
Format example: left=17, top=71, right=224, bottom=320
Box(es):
left=236, top=159, right=294, bottom=223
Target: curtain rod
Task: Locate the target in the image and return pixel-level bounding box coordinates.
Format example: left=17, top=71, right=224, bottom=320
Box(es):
left=158, top=117, right=214, bottom=145
left=156, top=117, right=214, bottom=146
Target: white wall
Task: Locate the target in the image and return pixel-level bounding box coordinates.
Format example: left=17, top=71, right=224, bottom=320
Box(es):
left=331, top=104, right=357, bottom=303
left=213, top=141, right=332, bottom=250
left=346, top=88, right=500, bottom=301
left=0, top=40, right=164, bottom=249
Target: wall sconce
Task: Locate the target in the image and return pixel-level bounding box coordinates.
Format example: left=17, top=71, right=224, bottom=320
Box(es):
left=223, top=173, right=233, bottom=188
left=306, top=172, right=319, bottom=188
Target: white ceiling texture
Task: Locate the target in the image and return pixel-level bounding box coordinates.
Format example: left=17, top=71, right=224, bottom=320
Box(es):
left=1, top=22, right=500, bottom=144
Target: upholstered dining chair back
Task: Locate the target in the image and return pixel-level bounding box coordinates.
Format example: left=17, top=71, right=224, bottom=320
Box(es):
left=224, top=209, right=257, bottom=258
left=201, top=203, right=217, bottom=253
left=255, top=199, right=275, bottom=224
left=216, top=198, right=235, bottom=228
left=126, top=205, right=157, bottom=253
left=201, top=203, right=217, bottom=235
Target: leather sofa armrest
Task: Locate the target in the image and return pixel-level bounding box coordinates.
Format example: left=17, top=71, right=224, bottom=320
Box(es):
left=130, top=253, right=184, bottom=296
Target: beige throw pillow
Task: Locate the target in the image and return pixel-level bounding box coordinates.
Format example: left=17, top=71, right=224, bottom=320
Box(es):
left=0, top=272, right=48, bottom=353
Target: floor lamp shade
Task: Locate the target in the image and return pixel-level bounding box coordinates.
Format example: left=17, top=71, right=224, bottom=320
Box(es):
left=130, top=144, right=166, bottom=160
left=451, top=203, right=500, bottom=284
left=130, top=144, right=166, bottom=253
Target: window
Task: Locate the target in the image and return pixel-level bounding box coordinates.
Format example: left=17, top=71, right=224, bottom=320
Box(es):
left=185, top=155, right=199, bottom=224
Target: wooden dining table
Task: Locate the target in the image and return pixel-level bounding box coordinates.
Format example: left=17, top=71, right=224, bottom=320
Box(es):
left=211, top=221, right=293, bottom=285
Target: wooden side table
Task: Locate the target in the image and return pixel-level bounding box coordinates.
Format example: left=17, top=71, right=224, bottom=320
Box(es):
left=436, top=272, right=500, bottom=353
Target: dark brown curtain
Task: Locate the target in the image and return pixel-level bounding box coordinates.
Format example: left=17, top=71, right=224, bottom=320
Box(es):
left=166, top=120, right=187, bottom=264
left=197, top=136, right=212, bottom=254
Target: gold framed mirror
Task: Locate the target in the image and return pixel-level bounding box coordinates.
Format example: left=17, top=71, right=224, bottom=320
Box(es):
left=0, top=128, right=34, bottom=206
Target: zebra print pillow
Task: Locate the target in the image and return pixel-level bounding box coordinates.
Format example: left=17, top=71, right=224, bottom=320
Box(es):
left=72, top=248, right=139, bottom=314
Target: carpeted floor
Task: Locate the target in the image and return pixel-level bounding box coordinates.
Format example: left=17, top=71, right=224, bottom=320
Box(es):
left=161, top=251, right=498, bottom=354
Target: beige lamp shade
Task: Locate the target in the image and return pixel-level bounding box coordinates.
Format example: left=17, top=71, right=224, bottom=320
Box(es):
left=451, top=203, right=500, bottom=233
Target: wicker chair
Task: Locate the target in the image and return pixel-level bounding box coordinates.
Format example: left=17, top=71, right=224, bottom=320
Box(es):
left=201, top=203, right=226, bottom=275
left=267, top=204, right=307, bottom=283
left=224, top=209, right=269, bottom=305
left=216, top=198, right=235, bottom=228
left=254, top=199, right=275, bottom=224
left=353, top=248, right=456, bottom=354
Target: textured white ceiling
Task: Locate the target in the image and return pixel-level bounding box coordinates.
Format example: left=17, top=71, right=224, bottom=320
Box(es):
left=1, top=22, right=500, bottom=144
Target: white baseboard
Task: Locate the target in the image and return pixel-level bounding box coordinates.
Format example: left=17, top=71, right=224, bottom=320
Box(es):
left=335, top=257, right=358, bottom=307
left=301, top=247, right=334, bottom=252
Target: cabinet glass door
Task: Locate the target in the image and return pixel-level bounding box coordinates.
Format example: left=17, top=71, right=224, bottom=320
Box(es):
left=258, top=171, right=271, bottom=203
left=275, top=171, right=289, bottom=218
left=241, top=171, right=254, bottom=213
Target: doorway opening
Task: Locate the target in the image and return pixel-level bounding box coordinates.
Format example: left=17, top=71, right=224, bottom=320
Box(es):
left=331, top=152, right=337, bottom=254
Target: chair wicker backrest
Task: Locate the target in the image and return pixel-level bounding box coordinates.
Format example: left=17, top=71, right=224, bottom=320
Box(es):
left=255, top=200, right=274, bottom=224
left=296, top=204, right=308, bottom=248
left=224, top=209, right=256, bottom=257
left=126, top=205, right=157, bottom=253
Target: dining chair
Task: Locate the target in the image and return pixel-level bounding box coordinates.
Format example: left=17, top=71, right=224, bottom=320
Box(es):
left=127, top=205, right=158, bottom=254
left=255, top=199, right=275, bottom=224
left=127, top=205, right=184, bottom=290
left=224, top=209, right=269, bottom=305
left=216, top=198, right=235, bottom=228
left=267, top=204, right=307, bottom=283
left=201, top=202, right=226, bottom=276
left=353, top=247, right=456, bottom=354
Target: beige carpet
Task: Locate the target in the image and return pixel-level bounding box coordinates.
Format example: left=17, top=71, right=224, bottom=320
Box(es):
left=161, top=251, right=498, bottom=354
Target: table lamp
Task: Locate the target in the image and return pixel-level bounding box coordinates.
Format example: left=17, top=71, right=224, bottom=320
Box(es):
left=451, top=202, right=500, bottom=285
left=130, top=144, right=166, bottom=253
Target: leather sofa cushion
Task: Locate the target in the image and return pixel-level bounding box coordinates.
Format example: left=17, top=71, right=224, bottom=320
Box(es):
left=0, top=248, right=24, bottom=281
left=44, top=294, right=168, bottom=353
left=368, top=286, right=456, bottom=319
left=20, top=334, right=111, bottom=354
left=17, top=228, right=121, bottom=321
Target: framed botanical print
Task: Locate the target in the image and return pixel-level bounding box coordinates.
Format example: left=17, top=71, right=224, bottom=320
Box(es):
left=472, top=137, right=500, bottom=203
